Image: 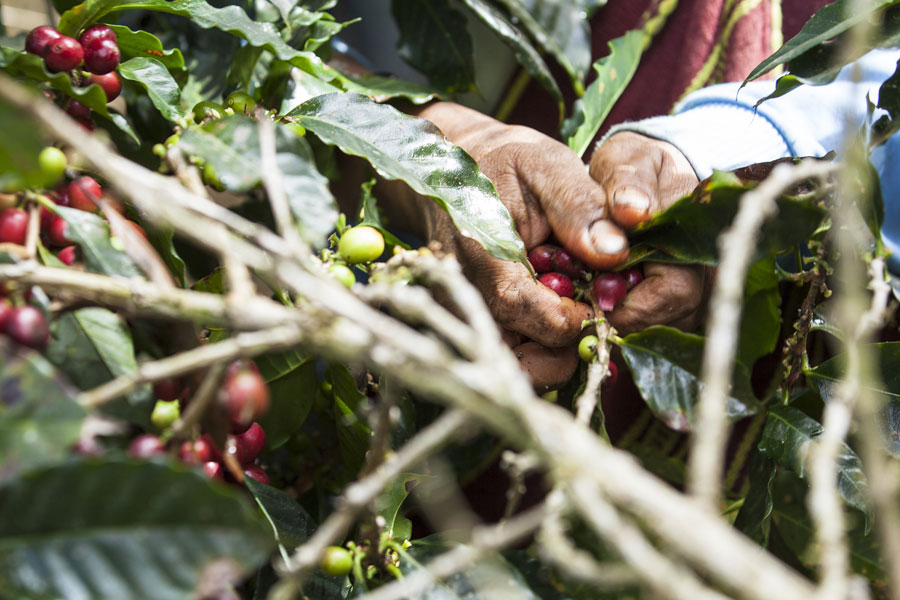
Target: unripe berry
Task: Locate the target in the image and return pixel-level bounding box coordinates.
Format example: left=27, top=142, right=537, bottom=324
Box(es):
left=231, top=422, right=266, bottom=465
left=150, top=399, right=180, bottom=430
left=320, top=546, right=353, bottom=577
left=538, top=272, right=574, bottom=299
left=38, top=147, right=67, bottom=185
left=243, top=464, right=269, bottom=485
left=25, top=26, right=61, bottom=57
left=0, top=208, right=28, bottom=245
left=192, top=101, right=224, bottom=123
left=338, top=225, right=384, bottom=264
left=127, top=433, right=165, bottom=459
left=82, top=38, right=120, bottom=75
left=226, top=90, right=256, bottom=113
left=44, top=36, right=83, bottom=73
left=68, top=176, right=101, bottom=212
left=528, top=244, right=556, bottom=274
left=578, top=334, right=599, bottom=362
left=328, top=264, right=356, bottom=288
left=85, top=71, right=122, bottom=101
left=592, top=272, right=627, bottom=311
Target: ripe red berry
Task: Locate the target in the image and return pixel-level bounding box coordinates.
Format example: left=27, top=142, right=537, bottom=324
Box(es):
left=528, top=244, right=556, bottom=274
left=43, top=36, right=83, bottom=73
left=68, top=176, right=101, bottom=212
left=0, top=301, right=12, bottom=331
left=223, top=367, right=270, bottom=427
left=82, top=38, right=120, bottom=75
left=74, top=117, right=95, bottom=132
left=153, top=377, right=182, bottom=402
left=622, top=268, right=644, bottom=290
left=57, top=245, right=77, bottom=265
left=243, top=464, right=269, bottom=485
left=77, top=24, right=116, bottom=47
left=203, top=461, right=224, bottom=480
left=538, top=272, right=574, bottom=299
left=604, top=361, right=618, bottom=387
left=551, top=248, right=586, bottom=280
left=85, top=71, right=122, bottom=101
left=47, top=216, right=71, bottom=247
left=5, top=306, right=50, bottom=350
left=65, top=99, right=91, bottom=120
left=25, top=26, right=61, bottom=57
left=0, top=208, right=28, bottom=245
left=127, top=433, right=165, bottom=459
left=592, top=272, right=628, bottom=311
left=231, top=422, right=266, bottom=465
left=179, top=437, right=217, bottom=464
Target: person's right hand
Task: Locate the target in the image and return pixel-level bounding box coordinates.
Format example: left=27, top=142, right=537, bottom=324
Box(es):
left=589, top=132, right=709, bottom=334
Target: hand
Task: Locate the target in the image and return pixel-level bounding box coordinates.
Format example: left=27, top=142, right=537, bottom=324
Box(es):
left=418, top=102, right=631, bottom=391
left=589, top=132, right=708, bottom=334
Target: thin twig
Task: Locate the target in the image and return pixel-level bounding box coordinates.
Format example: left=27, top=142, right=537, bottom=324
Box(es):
left=170, top=361, right=227, bottom=439
left=258, top=116, right=308, bottom=259
left=689, top=160, right=839, bottom=509
left=575, top=319, right=611, bottom=429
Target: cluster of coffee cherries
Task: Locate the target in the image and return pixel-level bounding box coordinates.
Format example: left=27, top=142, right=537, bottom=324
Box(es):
left=126, top=361, right=273, bottom=486
left=26, top=24, right=123, bottom=129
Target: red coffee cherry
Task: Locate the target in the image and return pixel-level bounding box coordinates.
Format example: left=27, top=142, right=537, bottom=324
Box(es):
left=82, top=38, right=120, bottom=75
left=43, top=36, right=83, bottom=73
left=0, top=208, right=28, bottom=245
left=57, top=245, right=77, bottom=265
left=47, top=216, right=71, bottom=247
left=592, top=272, right=628, bottom=311
left=551, top=247, right=586, bottom=280
left=223, top=365, right=270, bottom=427
left=127, top=433, right=165, bottom=459
left=0, top=300, right=12, bottom=331
left=528, top=244, right=556, bottom=274
left=5, top=306, right=50, bottom=350
left=25, top=26, right=61, bottom=57
left=203, top=461, right=224, bottom=480
left=77, top=24, right=116, bottom=47
left=68, top=176, right=101, bottom=212
left=231, top=422, right=266, bottom=465
left=73, top=117, right=95, bottom=132
left=179, top=437, right=217, bottom=465
left=539, top=272, right=574, bottom=299
left=153, top=377, right=183, bottom=402
left=243, top=464, right=269, bottom=485
left=85, top=71, right=122, bottom=101
left=65, top=99, right=91, bottom=120
left=604, top=361, right=618, bottom=387
left=622, top=267, right=644, bottom=290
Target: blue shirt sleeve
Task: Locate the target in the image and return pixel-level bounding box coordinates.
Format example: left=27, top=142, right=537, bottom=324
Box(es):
left=600, top=49, right=900, bottom=273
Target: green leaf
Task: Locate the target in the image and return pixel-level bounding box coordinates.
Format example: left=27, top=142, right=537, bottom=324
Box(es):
left=628, top=171, right=828, bottom=265
left=178, top=115, right=337, bottom=248
left=143, top=222, right=186, bottom=287
left=733, top=450, right=776, bottom=545
left=392, top=0, right=476, bottom=94
left=118, top=57, right=186, bottom=122
left=873, top=57, right=900, bottom=143
left=58, top=0, right=333, bottom=81
left=48, top=204, right=144, bottom=279
left=457, top=0, right=564, bottom=119
left=245, top=477, right=314, bottom=555
left=617, top=326, right=759, bottom=431
left=338, top=73, right=437, bottom=106
left=772, top=470, right=885, bottom=584
left=108, top=24, right=186, bottom=72
left=738, top=257, right=781, bottom=366
left=376, top=473, right=424, bottom=542
left=0, top=94, right=48, bottom=192
left=0, top=48, right=138, bottom=143
left=759, top=404, right=870, bottom=517
left=0, top=459, right=273, bottom=599
left=258, top=359, right=317, bottom=450
left=0, top=338, right=85, bottom=484
left=291, top=93, right=527, bottom=266
left=357, top=179, right=411, bottom=250
left=744, top=0, right=900, bottom=83
left=564, top=30, right=643, bottom=157
left=495, top=0, right=592, bottom=85
left=326, top=363, right=370, bottom=480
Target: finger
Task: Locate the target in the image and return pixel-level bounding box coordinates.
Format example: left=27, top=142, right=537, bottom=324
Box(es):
left=513, top=341, right=579, bottom=394
left=466, top=243, right=594, bottom=347
left=509, top=140, right=630, bottom=270
left=607, top=262, right=705, bottom=335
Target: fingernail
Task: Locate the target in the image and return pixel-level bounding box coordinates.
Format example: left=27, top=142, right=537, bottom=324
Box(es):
left=589, top=220, right=627, bottom=255
left=614, top=187, right=650, bottom=212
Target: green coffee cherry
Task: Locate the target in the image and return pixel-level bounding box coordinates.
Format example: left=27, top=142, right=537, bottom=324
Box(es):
left=164, top=132, right=181, bottom=148
left=337, top=225, right=385, bottom=264
left=578, top=335, right=599, bottom=362
left=320, top=546, right=353, bottom=577
left=226, top=90, right=256, bottom=114
left=38, top=147, right=67, bottom=185
left=328, top=264, right=356, bottom=288
left=151, top=399, right=180, bottom=430
left=192, top=101, right=225, bottom=123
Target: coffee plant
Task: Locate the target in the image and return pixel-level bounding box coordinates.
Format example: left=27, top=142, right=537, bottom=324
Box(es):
left=1, top=1, right=900, bottom=599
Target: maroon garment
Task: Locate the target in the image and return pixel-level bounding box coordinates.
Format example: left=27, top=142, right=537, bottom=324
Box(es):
left=505, top=0, right=830, bottom=154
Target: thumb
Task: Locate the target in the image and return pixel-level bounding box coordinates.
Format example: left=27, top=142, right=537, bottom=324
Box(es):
left=515, top=141, right=630, bottom=270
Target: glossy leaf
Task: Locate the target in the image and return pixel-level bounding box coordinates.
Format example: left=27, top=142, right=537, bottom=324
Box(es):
left=873, top=57, right=900, bottom=143
left=564, top=30, right=644, bottom=157
left=744, top=0, right=898, bottom=83
left=376, top=473, right=424, bottom=542
left=733, top=450, right=776, bottom=545
left=496, top=0, right=592, bottom=85
left=326, top=363, right=370, bottom=480
left=58, top=0, right=332, bottom=80
left=759, top=404, right=870, bottom=517
left=338, top=73, right=437, bottom=105
left=108, top=24, right=186, bottom=72
left=258, top=359, right=317, bottom=450
left=392, top=0, right=476, bottom=94
left=48, top=205, right=144, bottom=279
left=178, top=115, right=337, bottom=248
left=628, top=171, right=827, bottom=265
left=246, top=478, right=314, bottom=554
left=772, top=471, right=885, bottom=583
left=118, top=57, right=187, bottom=122
left=142, top=222, right=186, bottom=287
left=617, top=326, right=759, bottom=431
left=0, top=338, right=84, bottom=484
left=738, top=257, right=781, bottom=366
left=291, top=93, right=527, bottom=266
left=457, top=0, right=564, bottom=119
left=0, top=48, right=138, bottom=142
left=0, top=459, right=273, bottom=599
